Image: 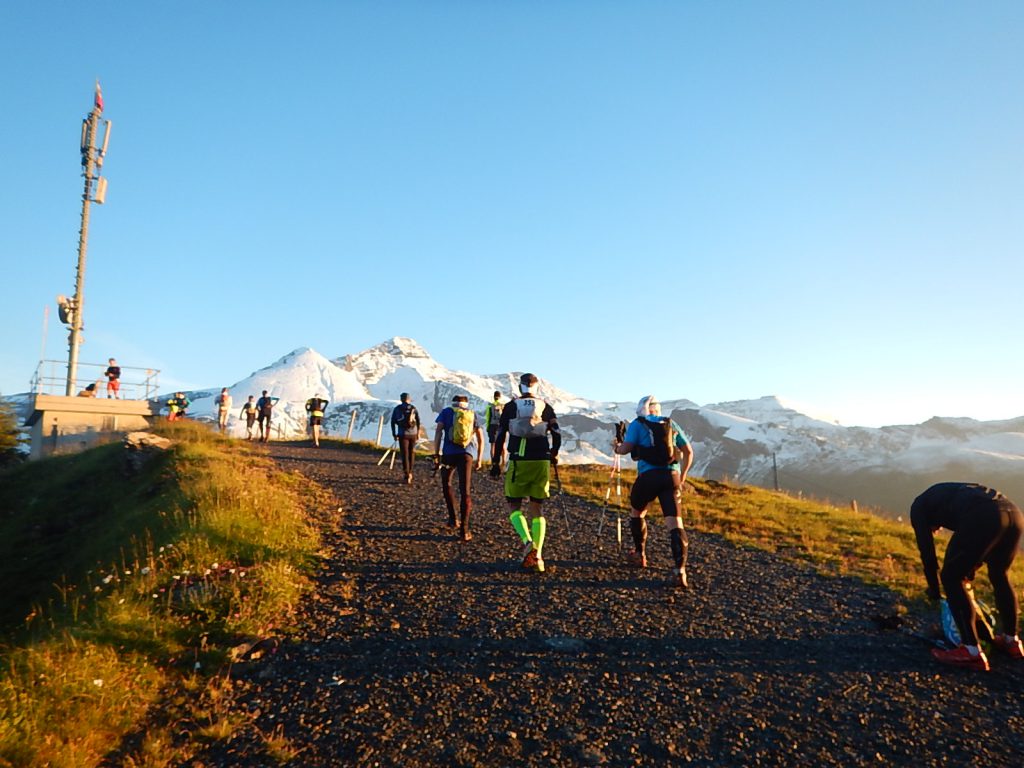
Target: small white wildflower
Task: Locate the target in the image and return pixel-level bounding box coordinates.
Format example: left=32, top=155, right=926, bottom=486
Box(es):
left=141, top=567, right=151, bottom=576
left=94, top=586, right=101, bottom=593
left=194, top=662, right=202, bottom=670
left=102, top=575, right=114, bottom=584
left=124, top=570, right=132, bottom=575
left=152, top=593, right=159, bottom=599
left=159, top=546, right=165, bottom=553
left=93, top=679, right=103, bottom=687
left=211, top=562, right=219, bottom=569
left=118, top=598, right=125, bottom=605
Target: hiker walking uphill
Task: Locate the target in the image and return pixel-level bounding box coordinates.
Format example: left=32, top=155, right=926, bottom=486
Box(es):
left=433, top=395, right=484, bottom=541
left=613, top=395, right=694, bottom=588
left=240, top=396, right=258, bottom=440
left=910, top=482, right=1024, bottom=671
left=167, top=392, right=190, bottom=421
left=495, top=373, right=561, bottom=573
left=485, top=391, right=504, bottom=477
left=216, top=388, right=233, bottom=433
left=305, top=394, right=329, bottom=448
left=391, top=393, right=422, bottom=484
left=256, top=391, right=279, bottom=443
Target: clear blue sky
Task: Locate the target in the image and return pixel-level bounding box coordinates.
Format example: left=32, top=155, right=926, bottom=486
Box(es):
left=2, top=2, right=1022, bottom=427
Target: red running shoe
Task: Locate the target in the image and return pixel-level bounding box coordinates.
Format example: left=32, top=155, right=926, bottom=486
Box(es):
left=992, top=634, right=1024, bottom=659
left=931, top=645, right=990, bottom=671
left=624, top=550, right=647, bottom=569
left=521, top=547, right=539, bottom=570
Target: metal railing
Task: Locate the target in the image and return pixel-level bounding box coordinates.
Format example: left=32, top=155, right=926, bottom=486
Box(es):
left=30, top=360, right=160, bottom=401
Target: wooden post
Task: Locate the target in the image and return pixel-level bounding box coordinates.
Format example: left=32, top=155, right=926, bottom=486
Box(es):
left=347, top=409, right=357, bottom=441
left=376, top=413, right=385, bottom=445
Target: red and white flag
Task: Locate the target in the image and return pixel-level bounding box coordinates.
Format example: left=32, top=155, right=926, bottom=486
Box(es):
left=94, top=80, right=104, bottom=113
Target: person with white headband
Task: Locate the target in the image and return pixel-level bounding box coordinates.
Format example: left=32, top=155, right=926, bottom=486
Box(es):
left=494, top=372, right=561, bottom=573
left=612, top=395, right=694, bottom=588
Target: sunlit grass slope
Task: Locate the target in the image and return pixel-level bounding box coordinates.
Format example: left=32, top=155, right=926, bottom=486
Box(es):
left=0, top=422, right=323, bottom=767
left=558, top=464, right=1024, bottom=609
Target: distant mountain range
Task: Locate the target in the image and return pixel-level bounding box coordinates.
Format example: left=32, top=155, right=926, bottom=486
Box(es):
left=12, top=336, right=1024, bottom=517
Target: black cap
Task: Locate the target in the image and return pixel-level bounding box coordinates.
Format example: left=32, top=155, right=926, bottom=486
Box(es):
left=520, top=373, right=538, bottom=386
left=400, top=392, right=410, bottom=402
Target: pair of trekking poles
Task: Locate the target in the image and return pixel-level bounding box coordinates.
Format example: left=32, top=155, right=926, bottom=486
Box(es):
left=598, top=452, right=624, bottom=549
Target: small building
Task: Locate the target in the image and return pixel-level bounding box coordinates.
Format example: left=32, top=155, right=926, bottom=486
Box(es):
left=25, top=361, right=162, bottom=460
left=25, top=395, right=160, bottom=460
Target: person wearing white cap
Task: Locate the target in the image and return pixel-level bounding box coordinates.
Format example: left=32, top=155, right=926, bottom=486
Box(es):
left=613, top=395, right=694, bottom=588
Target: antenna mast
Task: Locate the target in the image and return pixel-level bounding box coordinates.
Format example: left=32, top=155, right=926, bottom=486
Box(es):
left=64, top=81, right=111, bottom=395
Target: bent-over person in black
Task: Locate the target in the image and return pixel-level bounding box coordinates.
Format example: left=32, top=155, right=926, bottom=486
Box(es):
left=911, top=482, right=1024, bottom=670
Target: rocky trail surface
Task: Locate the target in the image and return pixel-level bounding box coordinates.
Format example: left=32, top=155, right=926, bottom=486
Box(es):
left=189, top=444, right=1023, bottom=767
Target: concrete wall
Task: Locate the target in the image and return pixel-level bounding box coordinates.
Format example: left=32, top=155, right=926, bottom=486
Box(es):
left=25, top=395, right=159, bottom=460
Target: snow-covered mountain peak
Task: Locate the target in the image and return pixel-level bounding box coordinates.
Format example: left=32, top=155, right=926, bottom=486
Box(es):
left=705, top=395, right=842, bottom=429
left=244, top=347, right=371, bottom=404
left=336, top=337, right=442, bottom=385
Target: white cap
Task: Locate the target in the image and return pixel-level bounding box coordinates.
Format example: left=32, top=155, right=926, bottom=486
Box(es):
left=636, top=395, right=661, bottom=417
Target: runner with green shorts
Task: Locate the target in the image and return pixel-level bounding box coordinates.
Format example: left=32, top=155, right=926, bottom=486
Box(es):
left=494, top=373, right=561, bottom=573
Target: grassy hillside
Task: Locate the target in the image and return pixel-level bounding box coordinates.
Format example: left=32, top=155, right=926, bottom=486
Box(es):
left=0, top=423, right=323, bottom=767
left=2, top=432, right=1019, bottom=766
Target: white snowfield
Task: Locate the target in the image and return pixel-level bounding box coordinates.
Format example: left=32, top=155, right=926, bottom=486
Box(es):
left=170, top=336, right=1024, bottom=514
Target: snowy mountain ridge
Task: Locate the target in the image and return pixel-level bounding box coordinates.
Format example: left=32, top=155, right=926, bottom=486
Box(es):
left=171, top=337, right=1024, bottom=516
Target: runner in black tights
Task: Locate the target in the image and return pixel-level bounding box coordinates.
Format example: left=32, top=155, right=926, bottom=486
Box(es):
left=911, top=482, right=1024, bottom=670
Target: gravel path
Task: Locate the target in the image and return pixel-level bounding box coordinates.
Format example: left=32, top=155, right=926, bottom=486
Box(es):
left=190, top=444, right=1024, bottom=767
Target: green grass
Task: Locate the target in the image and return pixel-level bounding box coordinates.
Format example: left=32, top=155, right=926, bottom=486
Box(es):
left=558, top=464, right=1024, bottom=612
left=0, top=421, right=324, bottom=767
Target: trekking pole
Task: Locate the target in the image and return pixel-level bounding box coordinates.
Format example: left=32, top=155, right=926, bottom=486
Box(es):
left=552, top=462, right=572, bottom=540
left=377, top=440, right=398, bottom=468
left=597, top=452, right=622, bottom=548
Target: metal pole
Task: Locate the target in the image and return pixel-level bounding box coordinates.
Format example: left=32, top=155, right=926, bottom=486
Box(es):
left=66, top=105, right=101, bottom=395
left=772, top=452, right=779, bottom=491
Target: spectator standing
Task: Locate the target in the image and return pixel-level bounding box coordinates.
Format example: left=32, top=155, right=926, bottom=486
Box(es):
left=104, top=358, right=121, bottom=399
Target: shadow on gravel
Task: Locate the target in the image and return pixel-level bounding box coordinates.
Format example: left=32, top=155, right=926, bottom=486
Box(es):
left=327, top=633, right=929, bottom=677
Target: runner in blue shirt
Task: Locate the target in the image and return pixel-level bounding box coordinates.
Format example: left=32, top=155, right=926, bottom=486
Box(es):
left=433, top=394, right=484, bottom=542
left=613, top=395, right=694, bottom=588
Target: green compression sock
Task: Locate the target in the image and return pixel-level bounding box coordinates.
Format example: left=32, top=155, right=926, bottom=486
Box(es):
left=530, top=516, right=547, bottom=559
left=509, top=510, right=531, bottom=544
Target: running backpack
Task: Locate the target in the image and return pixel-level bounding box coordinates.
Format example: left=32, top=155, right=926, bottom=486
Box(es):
left=508, top=398, right=549, bottom=438
left=631, top=418, right=676, bottom=466
left=450, top=407, right=475, bottom=448
left=397, top=404, right=418, bottom=430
